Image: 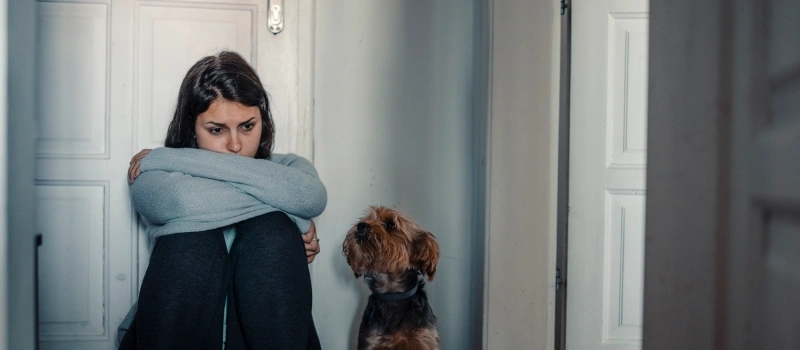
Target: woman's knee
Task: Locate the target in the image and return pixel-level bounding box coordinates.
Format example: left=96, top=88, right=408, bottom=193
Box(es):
left=232, top=212, right=304, bottom=257
left=148, top=229, right=228, bottom=275
left=237, top=211, right=299, bottom=235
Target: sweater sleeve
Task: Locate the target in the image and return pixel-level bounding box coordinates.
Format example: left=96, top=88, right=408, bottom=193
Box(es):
left=139, top=148, right=327, bottom=219
left=130, top=170, right=267, bottom=225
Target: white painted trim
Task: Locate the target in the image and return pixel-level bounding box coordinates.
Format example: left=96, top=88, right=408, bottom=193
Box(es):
left=546, top=3, right=563, bottom=349
left=482, top=0, right=561, bottom=348
left=292, top=0, right=315, bottom=160
left=253, top=0, right=314, bottom=159
left=295, top=0, right=315, bottom=282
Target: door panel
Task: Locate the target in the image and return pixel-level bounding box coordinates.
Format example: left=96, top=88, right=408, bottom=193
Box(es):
left=36, top=1, right=120, bottom=347
left=728, top=0, right=800, bottom=349
left=37, top=2, right=108, bottom=158
left=605, top=193, right=645, bottom=341
left=750, top=1, right=800, bottom=347
left=36, top=185, right=106, bottom=340
left=567, top=0, right=648, bottom=349
left=608, top=15, right=648, bottom=166
left=135, top=3, right=256, bottom=151
left=762, top=214, right=800, bottom=349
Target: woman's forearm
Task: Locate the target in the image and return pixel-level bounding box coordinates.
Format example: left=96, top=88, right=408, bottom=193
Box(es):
left=130, top=171, right=265, bottom=224
left=139, top=148, right=327, bottom=218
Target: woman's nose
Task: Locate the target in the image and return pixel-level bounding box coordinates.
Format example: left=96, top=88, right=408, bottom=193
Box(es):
left=227, top=133, right=242, bottom=153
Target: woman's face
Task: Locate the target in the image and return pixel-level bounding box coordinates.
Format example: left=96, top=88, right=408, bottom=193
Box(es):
left=195, top=98, right=262, bottom=158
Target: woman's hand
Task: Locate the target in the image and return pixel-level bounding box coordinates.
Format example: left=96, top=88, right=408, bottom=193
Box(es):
left=128, top=149, right=152, bottom=184
left=303, top=220, right=320, bottom=263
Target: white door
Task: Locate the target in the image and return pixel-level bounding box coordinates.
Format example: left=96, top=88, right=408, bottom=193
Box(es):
left=567, top=0, right=649, bottom=349
left=34, top=1, right=311, bottom=348
left=727, top=0, right=800, bottom=348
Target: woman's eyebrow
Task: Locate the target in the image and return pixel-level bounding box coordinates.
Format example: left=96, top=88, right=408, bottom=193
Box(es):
left=204, top=121, right=227, bottom=127
left=204, top=118, right=256, bottom=127
left=238, top=117, right=256, bottom=126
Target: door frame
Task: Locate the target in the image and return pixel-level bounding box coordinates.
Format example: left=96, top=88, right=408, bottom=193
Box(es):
left=6, top=0, right=38, bottom=348
left=554, top=0, right=572, bottom=348
left=0, top=0, right=7, bottom=345
left=550, top=0, right=735, bottom=349
left=482, top=0, right=561, bottom=349
left=548, top=0, right=731, bottom=348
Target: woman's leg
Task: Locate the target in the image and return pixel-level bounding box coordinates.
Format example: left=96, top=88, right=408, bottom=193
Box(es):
left=225, top=301, right=321, bottom=350
left=126, top=229, right=229, bottom=350
left=227, top=211, right=318, bottom=349
left=307, top=319, right=321, bottom=349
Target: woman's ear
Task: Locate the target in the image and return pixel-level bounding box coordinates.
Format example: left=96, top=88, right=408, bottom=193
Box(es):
left=412, top=231, right=440, bottom=281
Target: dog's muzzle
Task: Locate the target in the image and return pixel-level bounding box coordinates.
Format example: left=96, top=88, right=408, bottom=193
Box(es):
left=356, top=222, right=370, bottom=243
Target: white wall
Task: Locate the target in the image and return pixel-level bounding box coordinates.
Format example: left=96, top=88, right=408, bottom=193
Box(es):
left=312, top=1, right=484, bottom=349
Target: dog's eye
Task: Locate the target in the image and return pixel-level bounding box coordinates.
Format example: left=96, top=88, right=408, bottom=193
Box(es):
left=383, top=220, right=395, bottom=230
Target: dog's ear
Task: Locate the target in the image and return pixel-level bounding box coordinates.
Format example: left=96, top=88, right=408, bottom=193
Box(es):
left=412, top=231, right=440, bottom=280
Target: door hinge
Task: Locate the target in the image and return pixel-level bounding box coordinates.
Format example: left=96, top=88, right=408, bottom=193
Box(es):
left=560, top=0, right=569, bottom=15
left=555, top=267, right=565, bottom=290
left=35, top=234, right=42, bottom=350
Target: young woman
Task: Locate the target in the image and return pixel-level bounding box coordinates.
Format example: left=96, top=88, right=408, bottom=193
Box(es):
left=119, top=51, right=326, bottom=349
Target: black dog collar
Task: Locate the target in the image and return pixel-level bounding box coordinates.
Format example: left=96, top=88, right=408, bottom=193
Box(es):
left=372, top=283, right=419, bottom=301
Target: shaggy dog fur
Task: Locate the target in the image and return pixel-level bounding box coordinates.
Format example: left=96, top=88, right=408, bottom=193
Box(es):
left=342, top=206, right=441, bottom=350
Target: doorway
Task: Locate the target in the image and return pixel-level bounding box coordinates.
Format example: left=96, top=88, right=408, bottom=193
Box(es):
left=559, top=0, right=650, bottom=349
left=32, top=1, right=311, bottom=348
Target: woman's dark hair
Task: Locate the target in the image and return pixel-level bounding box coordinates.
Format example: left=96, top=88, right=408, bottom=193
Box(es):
left=165, top=51, right=275, bottom=159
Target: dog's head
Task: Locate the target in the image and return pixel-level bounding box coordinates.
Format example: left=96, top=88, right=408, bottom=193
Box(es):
left=342, top=206, right=440, bottom=281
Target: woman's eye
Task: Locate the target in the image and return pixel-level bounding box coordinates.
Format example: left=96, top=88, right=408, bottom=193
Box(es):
left=209, top=128, right=223, bottom=135
left=242, top=123, right=254, bottom=131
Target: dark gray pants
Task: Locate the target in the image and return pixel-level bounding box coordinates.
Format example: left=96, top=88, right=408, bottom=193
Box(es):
left=119, top=212, right=321, bottom=349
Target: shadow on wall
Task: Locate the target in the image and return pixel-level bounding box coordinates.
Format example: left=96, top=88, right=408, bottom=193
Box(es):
left=312, top=0, right=483, bottom=349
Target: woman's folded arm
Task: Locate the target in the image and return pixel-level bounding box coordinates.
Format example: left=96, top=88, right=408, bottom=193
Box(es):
left=139, top=148, right=327, bottom=219
left=130, top=170, right=265, bottom=225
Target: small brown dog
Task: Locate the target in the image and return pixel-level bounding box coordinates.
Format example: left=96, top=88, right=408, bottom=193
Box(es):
left=342, top=206, right=441, bottom=350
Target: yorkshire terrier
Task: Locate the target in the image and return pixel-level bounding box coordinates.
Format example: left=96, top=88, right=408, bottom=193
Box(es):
left=342, top=206, right=441, bottom=350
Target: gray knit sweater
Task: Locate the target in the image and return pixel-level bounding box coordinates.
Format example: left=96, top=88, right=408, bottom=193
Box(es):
left=132, top=147, right=327, bottom=243
left=117, top=147, right=327, bottom=345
